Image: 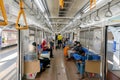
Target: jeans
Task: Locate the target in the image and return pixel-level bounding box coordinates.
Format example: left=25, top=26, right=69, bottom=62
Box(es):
left=76, top=62, right=85, bottom=75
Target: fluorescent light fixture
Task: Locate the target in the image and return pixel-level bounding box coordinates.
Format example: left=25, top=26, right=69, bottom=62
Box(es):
left=35, top=0, right=45, bottom=13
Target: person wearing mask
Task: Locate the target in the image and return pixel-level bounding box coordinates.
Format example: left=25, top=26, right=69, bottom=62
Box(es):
left=73, top=42, right=82, bottom=55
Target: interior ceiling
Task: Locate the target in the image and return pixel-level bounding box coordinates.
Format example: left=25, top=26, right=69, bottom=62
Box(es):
left=46, top=0, right=89, bottom=32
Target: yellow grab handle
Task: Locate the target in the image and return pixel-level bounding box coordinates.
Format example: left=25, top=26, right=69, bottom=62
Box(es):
left=90, top=0, right=96, bottom=10
left=0, top=0, right=8, bottom=26
left=16, top=0, right=28, bottom=30
left=59, top=0, right=64, bottom=9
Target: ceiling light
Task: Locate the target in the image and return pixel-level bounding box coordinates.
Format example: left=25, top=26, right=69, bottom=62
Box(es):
left=105, top=2, right=112, bottom=17
left=94, top=10, right=100, bottom=21
left=35, top=0, right=45, bottom=13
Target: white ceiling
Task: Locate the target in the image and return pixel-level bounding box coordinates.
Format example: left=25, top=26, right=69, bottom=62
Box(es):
left=46, top=0, right=89, bottom=32
left=46, top=0, right=89, bottom=17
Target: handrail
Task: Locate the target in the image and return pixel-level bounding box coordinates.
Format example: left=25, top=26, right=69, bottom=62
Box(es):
left=90, top=0, right=96, bottom=10
left=0, top=0, right=8, bottom=26
left=59, top=0, right=64, bottom=9
left=16, top=0, right=28, bottom=30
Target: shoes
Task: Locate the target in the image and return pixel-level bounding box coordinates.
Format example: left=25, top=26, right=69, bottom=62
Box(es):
left=79, top=75, right=84, bottom=80
left=50, top=56, right=54, bottom=58
left=76, top=72, right=80, bottom=74
left=46, top=66, right=50, bottom=68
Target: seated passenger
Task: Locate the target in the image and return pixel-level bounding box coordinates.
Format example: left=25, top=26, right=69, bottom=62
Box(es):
left=41, top=39, right=47, bottom=50
left=73, top=42, right=82, bottom=54
left=69, top=42, right=82, bottom=58
left=73, top=50, right=86, bottom=79
left=41, top=39, right=53, bottom=58
left=63, top=45, right=70, bottom=60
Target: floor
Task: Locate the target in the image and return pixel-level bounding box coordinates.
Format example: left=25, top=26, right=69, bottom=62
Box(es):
left=35, top=49, right=80, bottom=80
left=35, top=49, right=100, bottom=80
left=111, top=70, right=120, bottom=77
left=107, top=70, right=120, bottom=80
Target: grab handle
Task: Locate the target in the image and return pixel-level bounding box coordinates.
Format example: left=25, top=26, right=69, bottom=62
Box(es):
left=16, top=0, right=28, bottom=30
left=0, top=0, right=8, bottom=26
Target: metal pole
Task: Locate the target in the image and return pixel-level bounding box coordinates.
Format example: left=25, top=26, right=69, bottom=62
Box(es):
left=88, top=26, right=90, bottom=51
left=104, top=26, right=108, bottom=80
left=18, top=30, right=21, bottom=80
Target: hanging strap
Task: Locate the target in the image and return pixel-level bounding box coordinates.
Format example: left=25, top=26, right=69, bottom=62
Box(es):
left=59, top=0, right=64, bottom=9
left=0, top=0, right=8, bottom=26
left=16, top=0, right=28, bottom=30
left=90, top=0, right=96, bottom=10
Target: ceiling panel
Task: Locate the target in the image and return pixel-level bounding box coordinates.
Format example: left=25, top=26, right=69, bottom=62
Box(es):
left=46, top=0, right=59, bottom=17
left=66, top=0, right=89, bottom=17
left=46, top=0, right=89, bottom=32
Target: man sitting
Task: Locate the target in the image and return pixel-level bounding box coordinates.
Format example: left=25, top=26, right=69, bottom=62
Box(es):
left=73, top=50, right=86, bottom=79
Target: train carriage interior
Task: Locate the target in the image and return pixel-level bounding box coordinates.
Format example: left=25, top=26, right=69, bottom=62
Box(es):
left=1, top=0, right=120, bottom=80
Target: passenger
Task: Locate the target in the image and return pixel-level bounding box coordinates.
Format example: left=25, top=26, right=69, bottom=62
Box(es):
left=49, top=39, right=54, bottom=58
left=63, top=45, right=70, bottom=60
left=41, top=39, right=53, bottom=58
left=41, top=39, right=47, bottom=50
left=73, top=42, right=82, bottom=54
left=73, top=41, right=79, bottom=47
left=69, top=42, right=82, bottom=58
left=55, top=34, right=58, bottom=41
left=57, top=33, right=63, bottom=49
left=32, top=42, right=37, bottom=53
left=62, top=37, right=67, bottom=48
left=31, top=42, right=41, bottom=59
left=73, top=50, right=86, bottom=79
left=37, top=40, right=51, bottom=70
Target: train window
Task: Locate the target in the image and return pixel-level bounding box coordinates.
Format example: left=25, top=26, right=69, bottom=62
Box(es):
left=0, top=26, right=18, bottom=80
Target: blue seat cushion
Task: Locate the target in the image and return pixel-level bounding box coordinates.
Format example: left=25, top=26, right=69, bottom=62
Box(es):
left=42, top=51, right=49, bottom=54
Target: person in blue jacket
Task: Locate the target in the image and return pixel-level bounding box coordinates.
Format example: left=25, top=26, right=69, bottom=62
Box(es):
left=73, top=50, right=86, bottom=79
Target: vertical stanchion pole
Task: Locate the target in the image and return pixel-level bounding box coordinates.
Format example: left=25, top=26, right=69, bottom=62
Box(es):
left=88, top=26, right=90, bottom=52
left=104, top=26, right=108, bottom=80
left=18, top=30, right=21, bottom=80
left=35, top=27, right=37, bottom=53
left=0, top=36, right=1, bottom=50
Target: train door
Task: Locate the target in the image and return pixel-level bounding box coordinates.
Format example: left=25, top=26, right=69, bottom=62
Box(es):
left=107, top=26, right=120, bottom=80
